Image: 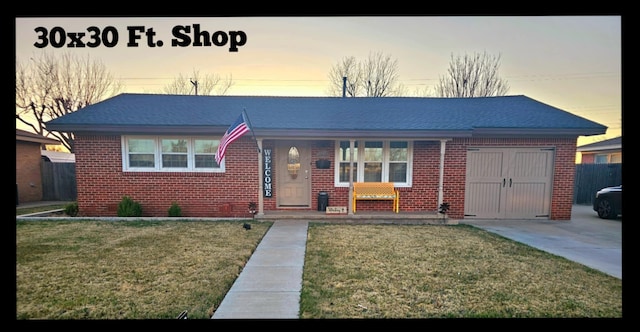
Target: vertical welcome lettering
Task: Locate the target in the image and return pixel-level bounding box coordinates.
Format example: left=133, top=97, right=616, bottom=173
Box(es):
left=263, top=148, right=272, bottom=197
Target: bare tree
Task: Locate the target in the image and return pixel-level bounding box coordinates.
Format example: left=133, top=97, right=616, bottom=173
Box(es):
left=327, top=56, right=361, bottom=97
left=435, top=51, right=509, bottom=97
left=163, top=70, right=233, bottom=96
left=327, top=52, right=406, bottom=97
left=16, top=52, right=123, bottom=152
left=361, top=52, right=406, bottom=97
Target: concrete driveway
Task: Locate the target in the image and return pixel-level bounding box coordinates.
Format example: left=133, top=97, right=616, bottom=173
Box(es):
left=460, top=204, right=622, bottom=279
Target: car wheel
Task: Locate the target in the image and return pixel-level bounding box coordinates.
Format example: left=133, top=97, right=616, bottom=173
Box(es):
left=596, top=198, right=617, bottom=219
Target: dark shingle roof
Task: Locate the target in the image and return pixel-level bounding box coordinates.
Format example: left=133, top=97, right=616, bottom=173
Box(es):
left=577, top=136, right=622, bottom=151
left=45, top=93, right=607, bottom=138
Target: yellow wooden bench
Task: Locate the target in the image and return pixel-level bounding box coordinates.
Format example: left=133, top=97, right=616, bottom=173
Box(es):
left=352, top=182, right=399, bottom=213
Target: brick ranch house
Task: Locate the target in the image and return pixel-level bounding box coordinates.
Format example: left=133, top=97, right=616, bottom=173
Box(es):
left=45, top=93, right=606, bottom=220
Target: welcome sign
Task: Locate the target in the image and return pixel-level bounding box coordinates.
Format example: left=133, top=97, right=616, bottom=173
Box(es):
left=263, top=148, right=273, bottom=197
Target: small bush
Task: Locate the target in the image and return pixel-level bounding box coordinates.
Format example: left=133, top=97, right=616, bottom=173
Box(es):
left=64, top=202, right=79, bottom=217
left=117, top=196, right=142, bottom=217
left=168, top=202, right=182, bottom=217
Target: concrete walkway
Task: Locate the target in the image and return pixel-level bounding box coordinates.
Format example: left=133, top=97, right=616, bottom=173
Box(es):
left=211, top=220, right=309, bottom=319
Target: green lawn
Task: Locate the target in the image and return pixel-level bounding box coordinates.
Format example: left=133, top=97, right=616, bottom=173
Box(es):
left=16, top=205, right=623, bottom=319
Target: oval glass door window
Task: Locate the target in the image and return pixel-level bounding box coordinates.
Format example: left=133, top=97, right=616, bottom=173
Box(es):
left=287, top=146, right=300, bottom=178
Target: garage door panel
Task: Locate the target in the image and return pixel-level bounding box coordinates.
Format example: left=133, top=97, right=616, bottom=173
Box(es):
left=465, top=148, right=554, bottom=219
left=467, top=151, right=504, bottom=177
left=465, top=182, right=503, bottom=218
left=512, top=151, right=551, bottom=178
left=506, top=182, right=549, bottom=218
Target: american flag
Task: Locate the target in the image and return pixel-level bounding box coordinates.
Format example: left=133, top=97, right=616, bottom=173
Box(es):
left=215, top=113, right=250, bottom=165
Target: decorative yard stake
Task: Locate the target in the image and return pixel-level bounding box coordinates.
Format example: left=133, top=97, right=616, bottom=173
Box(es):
left=177, top=310, right=188, bottom=319
left=248, top=202, right=257, bottom=219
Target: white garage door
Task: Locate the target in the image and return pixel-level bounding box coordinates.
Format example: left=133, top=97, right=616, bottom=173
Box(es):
left=464, top=147, right=554, bottom=219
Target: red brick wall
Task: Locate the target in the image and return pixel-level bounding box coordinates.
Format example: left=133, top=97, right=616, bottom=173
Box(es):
left=75, top=135, right=577, bottom=220
left=75, top=135, right=259, bottom=217
left=549, top=138, right=578, bottom=220
left=16, top=141, right=43, bottom=203
left=280, top=138, right=577, bottom=220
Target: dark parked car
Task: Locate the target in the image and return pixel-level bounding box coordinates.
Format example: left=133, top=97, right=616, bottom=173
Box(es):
left=593, top=185, right=622, bottom=219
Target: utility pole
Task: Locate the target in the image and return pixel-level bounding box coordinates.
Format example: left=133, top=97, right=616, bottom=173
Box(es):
left=190, top=79, right=198, bottom=95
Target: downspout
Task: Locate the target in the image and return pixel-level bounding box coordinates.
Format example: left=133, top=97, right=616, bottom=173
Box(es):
left=344, top=78, right=354, bottom=214
left=348, top=139, right=355, bottom=215
left=437, top=139, right=447, bottom=212
left=257, top=138, right=264, bottom=216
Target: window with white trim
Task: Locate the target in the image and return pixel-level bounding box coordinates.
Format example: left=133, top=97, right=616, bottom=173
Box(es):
left=122, top=136, right=223, bottom=172
left=335, top=140, right=412, bottom=187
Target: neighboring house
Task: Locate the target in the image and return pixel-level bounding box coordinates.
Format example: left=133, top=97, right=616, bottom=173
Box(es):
left=576, top=136, right=622, bottom=164
left=45, top=93, right=606, bottom=220
left=16, top=129, right=61, bottom=204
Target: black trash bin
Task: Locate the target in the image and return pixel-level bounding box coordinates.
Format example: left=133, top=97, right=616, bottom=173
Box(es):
left=317, top=191, right=329, bottom=211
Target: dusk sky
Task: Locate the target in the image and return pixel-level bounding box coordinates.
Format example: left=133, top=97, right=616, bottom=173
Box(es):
left=15, top=16, right=621, bottom=146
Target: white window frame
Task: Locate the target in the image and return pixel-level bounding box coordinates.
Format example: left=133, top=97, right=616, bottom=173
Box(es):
left=334, top=140, right=413, bottom=187
left=160, top=137, right=190, bottom=170
left=122, top=136, right=224, bottom=172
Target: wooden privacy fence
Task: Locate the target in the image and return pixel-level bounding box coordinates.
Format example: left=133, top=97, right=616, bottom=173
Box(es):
left=41, top=161, right=77, bottom=201
left=573, top=163, right=622, bottom=205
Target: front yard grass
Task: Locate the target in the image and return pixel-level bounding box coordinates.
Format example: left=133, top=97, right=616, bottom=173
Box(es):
left=16, top=219, right=622, bottom=319
left=16, top=219, right=271, bottom=319
left=299, top=223, right=622, bottom=318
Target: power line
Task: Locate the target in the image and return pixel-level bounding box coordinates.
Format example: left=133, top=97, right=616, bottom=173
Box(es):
left=116, top=71, right=619, bottom=89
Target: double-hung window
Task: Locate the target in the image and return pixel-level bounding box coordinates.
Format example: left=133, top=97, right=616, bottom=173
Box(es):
left=127, top=138, right=155, bottom=168
left=123, top=136, right=222, bottom=172
left=335, top=140, right=412, bottom=187
left=161, top=138, right=188, bottom=169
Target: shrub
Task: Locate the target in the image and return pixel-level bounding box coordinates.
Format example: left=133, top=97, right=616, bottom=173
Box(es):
left=117, top=196, right=142, bottom=217
left=168, top=202, right=182, bottom=217
left=64, top=202, right=79, bottom=217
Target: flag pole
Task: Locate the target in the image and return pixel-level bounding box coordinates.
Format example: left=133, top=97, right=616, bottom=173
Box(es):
left=242, top=108, right=261, bottom=153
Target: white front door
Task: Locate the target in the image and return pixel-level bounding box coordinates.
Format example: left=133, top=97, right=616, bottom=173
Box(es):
left=276, top=141, right=311, bottom=207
